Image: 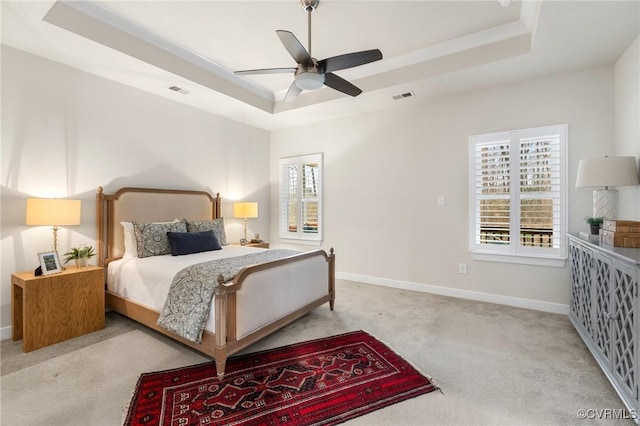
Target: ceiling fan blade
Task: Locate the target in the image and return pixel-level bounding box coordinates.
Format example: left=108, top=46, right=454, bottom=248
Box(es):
left=234, top=67, right=297, bottom=76
left=284, top=81, right=303, bottom=102
left=276, top=30, right=311, bottom=65
left=319, top=49, right=383, bottom=73
left=324, top=72, right=362, bottom=97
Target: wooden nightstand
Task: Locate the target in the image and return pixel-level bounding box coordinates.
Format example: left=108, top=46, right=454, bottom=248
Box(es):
left=11, top=265, right=105, bottom=352
left=233, top=242, right=269, bottom=249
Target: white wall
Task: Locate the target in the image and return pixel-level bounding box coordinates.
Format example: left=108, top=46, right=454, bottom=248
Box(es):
left=615, top=36, right=640, bottom=220
left=3, top=40, right=635, bottom=337
left=270, top=65, right=616, bottom=311
left=1, top=46, right=271, bottom=334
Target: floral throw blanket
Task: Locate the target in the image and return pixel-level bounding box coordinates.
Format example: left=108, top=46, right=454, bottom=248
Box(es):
left=157, top=249, right=299, bottom=343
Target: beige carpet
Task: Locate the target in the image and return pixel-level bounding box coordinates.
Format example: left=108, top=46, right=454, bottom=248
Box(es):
left=0, top=279, right=631, bottom=425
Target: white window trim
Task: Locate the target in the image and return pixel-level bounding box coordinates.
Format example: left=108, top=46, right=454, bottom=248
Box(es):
left=471, top=252, right=567, bottom=267
left=280, top=238, right=322, bottom=246
left=279, top=153, right=323, bottom=244
left=468, top=124, right=568, bottom=267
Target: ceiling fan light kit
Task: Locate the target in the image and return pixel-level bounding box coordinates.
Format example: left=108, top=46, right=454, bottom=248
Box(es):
left=295, top=69, right=325, bottom=90
left=235, top=0, right=382, bottom=102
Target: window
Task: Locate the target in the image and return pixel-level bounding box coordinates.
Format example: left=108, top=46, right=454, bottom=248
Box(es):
left=469, top=124, right=567, bottom=266
left=279, top=153, right=322, bottom=244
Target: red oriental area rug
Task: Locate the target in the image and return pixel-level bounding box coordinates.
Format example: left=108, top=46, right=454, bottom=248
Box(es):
left=125, top=330, right=439, bottom=426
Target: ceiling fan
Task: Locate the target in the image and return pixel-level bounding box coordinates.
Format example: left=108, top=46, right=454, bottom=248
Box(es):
left=234, top=0, right=383, bottom=102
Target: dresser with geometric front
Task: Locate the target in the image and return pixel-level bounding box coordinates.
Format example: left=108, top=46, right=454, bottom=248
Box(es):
left=569, top=234, right=640, bottom=421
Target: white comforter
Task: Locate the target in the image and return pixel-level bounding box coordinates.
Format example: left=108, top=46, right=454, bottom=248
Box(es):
left=107, top=245, right=266, bottom=332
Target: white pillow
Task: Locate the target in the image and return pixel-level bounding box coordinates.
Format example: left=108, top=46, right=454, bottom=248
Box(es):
left=121, top=221, right=138, bottom=259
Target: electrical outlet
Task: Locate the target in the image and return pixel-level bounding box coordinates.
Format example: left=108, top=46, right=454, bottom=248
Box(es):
left=458, top=263, right=467, bottom=274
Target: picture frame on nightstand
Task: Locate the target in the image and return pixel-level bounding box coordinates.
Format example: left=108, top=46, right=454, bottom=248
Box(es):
left=37, top=251, right=62, bottom=275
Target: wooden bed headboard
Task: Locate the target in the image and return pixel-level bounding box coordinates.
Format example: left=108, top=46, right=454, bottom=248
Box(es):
left=96, top=186, right=221, bottom=266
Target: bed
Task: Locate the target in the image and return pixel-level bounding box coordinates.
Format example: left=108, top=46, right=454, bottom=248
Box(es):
left=96, top=186, right=335, bottom=379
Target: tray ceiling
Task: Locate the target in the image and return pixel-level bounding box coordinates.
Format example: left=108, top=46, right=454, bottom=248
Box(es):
left=1, top=1, right=638, bottom=130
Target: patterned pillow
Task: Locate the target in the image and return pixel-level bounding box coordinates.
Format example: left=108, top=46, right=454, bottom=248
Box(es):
left=133, top=219, right=188, bottom=258
left=185, top=218, right=227, bottom=246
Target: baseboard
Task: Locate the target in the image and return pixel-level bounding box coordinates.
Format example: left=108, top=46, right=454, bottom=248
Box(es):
left=336, top=272, right=569, bottom=315
left=1, top=325, right=12, bottom=341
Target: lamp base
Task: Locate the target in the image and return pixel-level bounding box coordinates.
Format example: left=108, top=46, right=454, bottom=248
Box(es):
left=593, top=188, right=618, bottom=219
left=52, top=225, right=59, bottom=253
left=242, top=218, right=248, bottom=245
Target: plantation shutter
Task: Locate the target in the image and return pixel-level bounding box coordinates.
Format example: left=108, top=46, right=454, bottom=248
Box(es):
left=279, top=153, right=323, bottom=243
left=469, top=125, right=567, bottom=264
left=281, top=163, right=299, bottom=235
left=301, top=163, right=319, bottom=234
left=518, top=131, right=562, bottom=249
left=473, top=138, right=512, bottom=249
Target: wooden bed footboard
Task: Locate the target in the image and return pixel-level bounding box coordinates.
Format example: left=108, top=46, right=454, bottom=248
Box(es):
left=97, top=186, right=335, bottom=379
left=212, top=248, right=335, bottom=378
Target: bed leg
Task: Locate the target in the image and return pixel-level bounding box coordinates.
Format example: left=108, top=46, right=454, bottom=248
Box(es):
left=329, top=247, right=336, bottom=311
left=215, top=358, right=226, bottom=380
left=215, top=274, right=228, bottom=380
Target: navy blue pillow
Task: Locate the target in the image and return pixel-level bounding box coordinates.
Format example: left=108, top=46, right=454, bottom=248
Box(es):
left=166, top=231, right=221, bottom=256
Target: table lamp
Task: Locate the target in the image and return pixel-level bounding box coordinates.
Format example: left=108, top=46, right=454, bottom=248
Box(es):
left=233, top=202, right=258, bottom=245
left=26, top=198, right=82, bottom=252
left=576, top=156, right=639, bottom=219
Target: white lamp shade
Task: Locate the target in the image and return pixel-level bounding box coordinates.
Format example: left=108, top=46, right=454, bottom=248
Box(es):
left=576, top=156, right=639, bottom=188
left=26, top=198, right=82, bottom=226
left=233, top=202, right=258, bottom=219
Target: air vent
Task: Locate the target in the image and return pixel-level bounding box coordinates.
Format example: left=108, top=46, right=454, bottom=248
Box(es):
left=392, top=91, right=415, bottom=100
left=168, top=85, right=190, bottom=95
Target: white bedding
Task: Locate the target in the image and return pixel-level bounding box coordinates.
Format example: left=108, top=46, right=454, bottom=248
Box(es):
left=107, top=245, right=266, bottom=333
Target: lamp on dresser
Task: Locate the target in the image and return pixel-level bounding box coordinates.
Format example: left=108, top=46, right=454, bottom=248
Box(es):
left=26, top=198, right=82, bottom=252
left=233, top=202, right=258, bottom=245
left=575, top=156, right=639, bottom=219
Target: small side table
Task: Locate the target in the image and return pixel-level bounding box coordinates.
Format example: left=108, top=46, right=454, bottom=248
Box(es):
left=11, top=265, right=105, bottom=352
left=233, top=242, right=269, bottom=249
